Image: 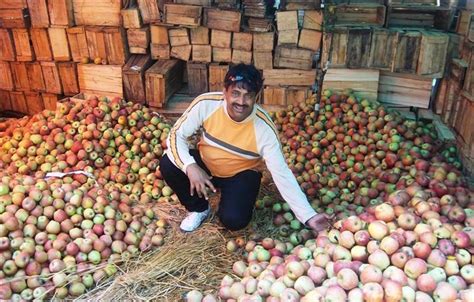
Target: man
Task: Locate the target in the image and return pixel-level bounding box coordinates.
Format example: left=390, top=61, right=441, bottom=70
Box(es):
left=160, top=64, right=329, bottom=232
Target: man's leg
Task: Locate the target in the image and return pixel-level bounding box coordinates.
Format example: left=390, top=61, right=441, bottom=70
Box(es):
left=216, top=170, right=262, bottom=231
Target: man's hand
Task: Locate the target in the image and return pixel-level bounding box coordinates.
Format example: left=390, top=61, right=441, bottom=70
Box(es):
left=306, top=213, right=332, bottom=233
left=186, top=163, right=216, bottom=200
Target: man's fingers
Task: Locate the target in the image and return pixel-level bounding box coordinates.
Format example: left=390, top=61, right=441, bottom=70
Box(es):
left=190, top=183, right=195, bottom=196
left=205, top=179, right=216, bottom=193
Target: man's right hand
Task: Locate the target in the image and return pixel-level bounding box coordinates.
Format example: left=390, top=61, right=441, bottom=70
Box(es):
left=186, top=163, right=216, bottom=200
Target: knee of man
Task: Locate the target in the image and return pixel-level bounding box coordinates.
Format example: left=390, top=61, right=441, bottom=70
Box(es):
left=219, top=212, right=251, bottom=231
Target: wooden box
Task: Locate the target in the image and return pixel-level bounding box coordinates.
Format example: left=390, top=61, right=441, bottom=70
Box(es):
left=417, top=31, right=449, bottom=78
left=369, top=28, right=398, bottom=70
left=145, top=59, right=184, bottom=107
left=378, top=71, right=432, bottom=108
left=393, top=30, right=422, bottom=74
left=0, top=62, right=14, bottom=91
left=86, top=27, right=108, bottom=62
left=27, top=0, right=49, bottom=28
left=346, top=28, right=372, bottom=69
left=48, top=0, right=74, bottom=26
left=388, top=0, right=437, bottom=5
left=443, top=59, right=468, bottom=125
left=434, top=77, right=447, bottom=114
left=169, top=28, right=190, bottom=46
left=232, top=32, right=252, bottom=51
left=187, top=62, right=209, bottom=95
left=104, top=27, right=129, bottom=65
left=204, top=8, right=241, bottom=32
left=0, top=0, right=27, bottom=9
left=464, top=50, right=474, bottom=96
left=176, top=0, right=212, bottom=5
left=41, top=61, right=62, bottom=94
left=123, top=54, right=153, bottom=103
left=41, top=93, right=58, bottom=110
left=10, top=62, right=30, bottom=91
left=25, top=92, right=44, bottom=115
left=457, top=10, right=473, bottom=36
left=30, top=28, right=52, bottom=61
left=58, top=62, right=79, bottom=96
left=66, top=27, right=89, bottom=63
left=286, top=86, right=313, bottom=105
left=192, top=45, right=212, bottom=62
left=151, top=44, right=170, bottom=59
left=74, top=0, right=122, bottom=27
left=78, top=64, right=123, bottom=96
left=323, top=68, right=379, bottom=101
left=284, top=0, right=321, bottom=10
left=276, top=11, right=298, bottom=31
left=12, top=28, right=35, bottom=62
left=298, top=29, right=322, bottom=51
left=127, top=27, right=150, bottom=53
left=171, top=45, right=192, bottom=61
left=263, top=86, right=286, bottom=106
left=303, top=10, right=323, bottom=31
left=0, top=8, right=30, bottom=28
left=253, top=51, right=273, bottom=70
left=253, top=32, right=274, bottom=51
left=278, top=30, right=299, bottom=46
left=10, top=91, right=28, bottom=114
left=164, top=4, right=202, bottom=26
left=138, top=0, right=160, bottom=24
left=0, top=29, right=16, bottom=61
left=48, top=26, right=71, bottom=61
left=387, top=6, right=452, bottom=31
left=0, top=90, right=12, bottom=111
left=275, top=46, right=313, bottom=70
left=263, top=69, right=316, bottom=86
left=151, top=25, right=169, bottom=45
left=122, top=7, right=142, bottom=29
left=211, top=29, right=232, bottom=48
left=212, top=47, right=232, bottom=62
left=209, top=63, right=228, bottom=91
left=454, top=91, right=474, bottom=159
left=327, top=4, right=385, bottom=27
left=232, top=49, right=252, bottom=64
left=26, top=62, right=45, bottom=91
left=191, top=27, right=210, bottom=45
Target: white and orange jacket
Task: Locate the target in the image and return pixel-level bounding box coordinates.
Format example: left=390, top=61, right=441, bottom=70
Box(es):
left=165, top=92, right=317, bottom=223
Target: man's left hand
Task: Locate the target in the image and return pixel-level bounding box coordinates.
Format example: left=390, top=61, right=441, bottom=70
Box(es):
left=306, top=213, right=332, bottom=233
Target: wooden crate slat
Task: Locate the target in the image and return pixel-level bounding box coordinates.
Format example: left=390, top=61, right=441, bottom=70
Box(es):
left=417, top=31, right=449, bottom=78
left=25, top=92, right=45, bottom=115
left=151, top=25, right=169, bottom=45
left=41, top=61, right=62, bottom=94
left=0, top=61, right=14, bottom=91
left=78, top=64, right=123, bottom=96
left=0, top=8, right=30, bottom=28
left=191, top=26, right=210, bottom=45
left=48, top=0, right=74, bottom=26
left=67, top=26, right=90, bottom=62
left=123, top=54, right=153, bottom=104
left=346, top=28, right=372, bottom=69
left=104, top=27, right=129, bottom=65
left=10, top=91, right=28, bottom=114
left=378, top=71, right=432, bottom=108
left=122, top=7, right=142, bottom=29
left=30, top=28, right=53, bottom=61
left=10, top=62, right=30, bottom=91
left=12, top=28, right=35, bottom=61
left=27, top=0, right=49, bottom=28
left=73, top=0, right=122, bottom=27
left=263, top=69, right=316, bottom=86
left=369, top=28, right=398, bottom=70
left=323, top=68, right=380, bottom=102
left=26, top=62, right=45, bottom=91
left=137, top=0, right=161, bottom=24
left=0, top=90, right=13, bottom=111
left=253, top=51, right=272, bottom=70
left=164, top=4, right=202, bottom=27
left=274, top=46, right=313, bottom=70
left=393, top=30, right=422, bottom=74
left=145, top=59, right=184, bottom=107
left=209, top=63, right=228, bottom=91
left=204, top=8, right=241, bottom=32
left=58, top=62, right=79, bottom=96
left=0, top=29, right=16, bottom=61
left=48, top=26, right=71, bottom=61
left=187, top=62, right=209, bottom=95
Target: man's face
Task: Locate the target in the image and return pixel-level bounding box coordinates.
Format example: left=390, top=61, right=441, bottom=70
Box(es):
left=223, top=85, right=256, bottom=122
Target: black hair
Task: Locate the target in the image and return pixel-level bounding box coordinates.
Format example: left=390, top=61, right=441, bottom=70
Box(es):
left=224, top=63, right=264, bottom=94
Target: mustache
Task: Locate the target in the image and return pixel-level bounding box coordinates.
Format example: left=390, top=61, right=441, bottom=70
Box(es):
left=231, top=103, right=249, bottom=108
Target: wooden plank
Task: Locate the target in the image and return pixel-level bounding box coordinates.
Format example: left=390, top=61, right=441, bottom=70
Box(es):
left=208, top=63, right=228, bottom=91
left=253, top=32, right=274, bottom=51
left=30, top=28, right=52, bottom=61
left=104, top=27, right=129, bottom=65
left=48, top=0, right=74, bottom=26
left=211, top=29, right=232, bottom=48
left=346, top=28, right=372, bottom=69
left=327, top=4, right=386, bottom=27
left=298, top=29, right=322, bottom=51
left=41, top=93, right=58, bottom=111
left=387, top=6, right=452, bottom=31
left=58, top=62, right=79, bottom=96
left=263, top=86, right=286, bottom=106
left=26, top=62, right=45, bottom=92
left=457, top=10, right=472, bottom=36
left=191, top=27, right=210, bottom=45
left=454, top=91, right=474, bottom=159
left=164, top=4, right=202, bottom=26
left=41, top=61, right=62, bottom=94
left=77, top=64, right=123, bottom=96
left=388, top=0, right=437, bottom=5
left=171, top=45, right=192, bottom=61
left=470, top=14, right=474, bottom=42
left=123, top=54, right=153, bottom=104
left=287, top=86, right=313, bottom=105
left=378, top=71, right=432, bottom=108
left=145, top=59, right=184, bottom=107
left=127, top=27, right=150, bottom=50
left=10, top=62, right=30, bottom=92
left=10, top=91, right=28, bottom=114
left=0, top=0, right=27, bottom=9
left=253, top=51, right=273, bottom=70
left=86, top=27, right=108, bottom=63
left=192, top=45, right=212, bottom=62
left=284, top=0, right=321, bottom=10
left=393, top=30, right=422, bottom=74
left=417, top=31, right=449, bottom=78
left=369, top=28, right=398, bottom=71
left=67, top=27, right=90, bottom=62
left=137, top=0, right=160, bottom=24
left=12, top=28, right=35, bottom=62
left=445, top=59, right=468, bottom=126
left=151, top=25, right=169, bottom=46
left=187, top=62, right=209, bottom=95
left=122, top=7, right=142, bottom=29
left=0, top=90, right=13, bottom=111
left=263, top=69, right=316, bottom=86
left=0, top=62, right=14, bottom=91
left=464, top=49, right=474, bottom=96
left=73, top=0, right=122, bottom=27
left=204, top=8, right=241, bottom=32
left=212, top=47, right=232, bottom=62
left=233, top=32, right=252, bottom=51
left=274, top=46, right=313, bottom=70
left=151, top=44, right=170, bottom=59
left=276, top=11, right=298, bottom=31
left=231, top=49, right=252, bottom=64
left=176, top=0, right=212, bottom=5
left=303, top=10, right=323, bottom=31
left=25, top=92, right=44, bottom=115
left=169, top=28, right=190, bottom=46
left=48, top=26, right=71, bottom=61
left=27, top=0, right=49, bottom=28
left=328, top=28, right=349, bottom=68
left=0, top=8, right=30, bottom=28
left=434, top=77, right=447, bottom=115
left=278, top=29, right=299, bottom=46
left=0, top=29, right=16, bottom=61
left=324, top=68, right=380, bottom=102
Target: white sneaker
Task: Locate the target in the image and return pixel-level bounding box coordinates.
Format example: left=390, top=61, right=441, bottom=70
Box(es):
left=180, top=206, right=211, bottom=232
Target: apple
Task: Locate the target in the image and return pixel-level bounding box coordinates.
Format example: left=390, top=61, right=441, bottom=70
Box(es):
left=347, top=288, right=363, bottom=302
left=416, top=274, right=436, bottom=293
left=354, top=230, right=370, bottom=246
left=360, top=264, right=383, bottom=284
left=368, top=221, right=389, bottom=240
left=447, top=275, right=467, bottom=291
left=380, top=236, right=399, bottom=255
left=397, top=213, right=417, bottom=230
left=339, top=231, right=355, bottom=249
left=455, top=249, right=471, bottom=267
left=404, top=258, right=427, bottom=279
left=324, top=285, right=347, bottom=302
left=460, top=264, right=474, bottom=284
left=444, top=257, right=459, bottom=276
left=433, top=282, right=457, bottom=301
left=383, top=266, right=408, bottom=286
left=351, top=246, right=368, bottom=262
left=362, top=282, right=384, bottom=302
left=368, top=249, right=390, bottom=270
left=383, top=279, right=403, bottom=302
left=307, top=265, right=326, bottom=285
left=341, top=216, right=363, bottom=233
left=451, top=231, right=470, bottom=248
left=391, top=252, right=409, bottom=269
left=413, top=242, right=431, bottom=260
left=375, top=203, right=395, bottom=222
left=415, top=291, right=433, bottom=302
left=427, top=267, right=447, bottom=283
left=337, top=268, right=358, bottom=290
left=402, top=286, right=415, bottom=302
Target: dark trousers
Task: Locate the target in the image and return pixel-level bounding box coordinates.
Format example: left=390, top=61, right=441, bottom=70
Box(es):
left=159, top=150, right=262, bottom=231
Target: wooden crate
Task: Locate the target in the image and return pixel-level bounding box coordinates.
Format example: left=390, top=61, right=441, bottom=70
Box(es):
left=26, top=62, right=45, bottom=91
left=434, top=77, right=447, bottom=114
left=0, top=8, right=30, bottom=28
left=27, top=0, right=49, bottom=28
left=278, top=29, right=299, bottom=46
left=464, top=49, right=474, bottom=96
left=457, top=10, right=473, bottom=36
left=211, top=29, right=232, bottom=48
left=58, top=62, right=79, bottom=96
left=326, top=4, right=386, bottom=27
left=263, top=86, right=286, bottom=106
left=253, top=51, right=273, bottom=70
left=274, top=46, right=313, bottom=70
left=443, top=59, right=468, bottom=125
left=298, top=28, right=322, bottom=51
left=287, top=86, right=313, bottom=105
left=232, top=49, right=252, bottom=64
left=369, top=28, right=398, bottom=70
left=284, top=0, right=321, bottom=10
left=388, top=0, right=437, bottom=5
left=171, top=45, right=192, bottom=61
left=276, top=11, right=298, bottom=31
left=387, top=6, right=452, bottom=31
left=127, top=27, right=150, bottom=54
left=145, top=59, right=184, bottom=107
left=67, top=27, right=90, bottom=62
left=247, top=17, right=273, bottom=32
left=73, top=0, right=122, bottom=27
left=48, top=0, right=74, bottom=26
left=48, top=26, right=71, bottom=61
left=0, top=29, right=16, bottom=61
left=41, top=61, right=62, bottom=94
left=10, top=62, right=30, bottom=91
left=25, top=92, right=44, bottom=115
left=393, top=30, right=422, bottom=74
left=378, top=71, right=432, bottom=108
left=104, top=27, right=129, bottom=65
left=0, top=0, right=27, bottom=9
left=12, top=28, right=34, bottom=62
left=303, top=10, right=323, bottom=31
left=192, top=45, right=212, bottom=62
left=30, top=28, right=52, bottom=61
left=151, top=44, right=170, bottom=59
left=176, top=0, right=212, bottom=5
left=0, top=90, right=12, bottom=111
left=446, top=33, right=462, bottom=66
left=323, top=68, right=379, bottom=101
left=454, top=91, right=474, bottom=159
left=169, top=28, right=190, bottom=46
left=209, top=63, right=228, bottom=91
left=187, top=62, right=208, bottom=95
left=321, top=28, right=348, bottom=68
left=204, top=8, right=241, bottom=32
left=326, top=0, right=383, bottom=3
left=417, top=31, right=449, bottom=78
left=123, top=54, right=153, bottom=104
left=212, top=47, right=232, bottom=62
left=191, top=27, right=210, bottom=45
left=122, top=7, right=142, bottom=29
left=10, top=91, right=28, bottom=114
left=253, top=32, right=274, bottom=51
left=263, top=69, right=316, bottom=86
left=137, top=0, right=161, bottom=24
left=0, top=62, right=14, bottom=91
left=78, top=64, right=123, bottom=96
left=346, top=28, right=372, bottom=69
left=233, top=32, right=252, bottom=51
left=164, top=4, right=202, bottom=26
left=151, top=25, right=169, bottom=46
left=86, top=27, right=108, bottom=62
left=41, top=93, right=58, bottom=110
